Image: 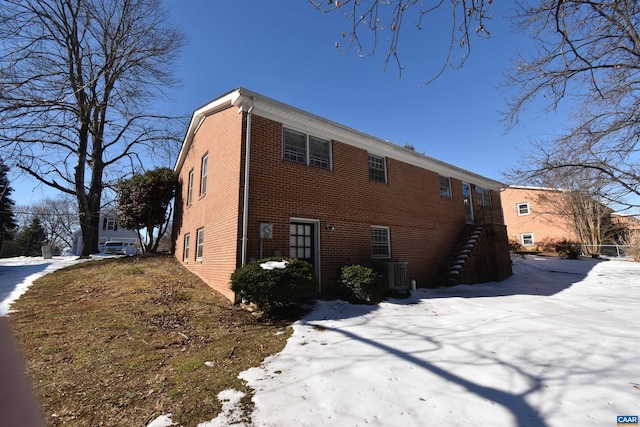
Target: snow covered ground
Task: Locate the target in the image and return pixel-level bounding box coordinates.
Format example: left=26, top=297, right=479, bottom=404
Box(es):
left=195, top=255, right=640, bottom=427
left=2, top=255, right=638, bottom=427
left=0, top=255, right=86, bottom=316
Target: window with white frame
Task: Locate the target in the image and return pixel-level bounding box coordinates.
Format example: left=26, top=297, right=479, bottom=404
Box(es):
left=183, top=233, right=190, bottom=261
left=196, top=228, right=204, bottom=260
left=521, top=233, right=534, bottom=246
left=517, top=202, right=530, bottom=216
left=368, top=154, right=387, bottom=183
left=187, top=169, right=194, bottom=206
left=200, top=154, right=208, bottom=196
left=103, top=217, right=117, bottom=231
left=283, top=128, right=331, bottom=170
left=439, top=176, right=452, bottom=198
left=371, top=226, right=391, bottom=258
left=475, top=186, right=492, bottom=207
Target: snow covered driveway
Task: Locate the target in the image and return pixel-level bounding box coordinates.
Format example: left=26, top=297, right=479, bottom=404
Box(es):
left=0, top=256, right=84, bottom=316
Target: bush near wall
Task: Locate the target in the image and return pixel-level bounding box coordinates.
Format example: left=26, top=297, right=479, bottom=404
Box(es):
left=555, top=239, right=582, bottom=259
left=230, top=257, right=317, bottom=313
left=339, top=265, right=388, bottom=304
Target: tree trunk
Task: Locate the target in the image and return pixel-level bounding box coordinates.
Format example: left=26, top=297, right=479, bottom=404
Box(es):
left=79, top=194, right=101, bottom=256
left=80, top=142, right=105, bottom=256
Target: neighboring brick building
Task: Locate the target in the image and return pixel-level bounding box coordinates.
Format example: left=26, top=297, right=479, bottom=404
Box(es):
left=173, top=88, right=512, bottom=300
left=501, top=186, right=578, bottom=249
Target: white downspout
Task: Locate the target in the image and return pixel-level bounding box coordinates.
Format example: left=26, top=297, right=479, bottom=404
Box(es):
left=241, top=98, right=254, bottom=266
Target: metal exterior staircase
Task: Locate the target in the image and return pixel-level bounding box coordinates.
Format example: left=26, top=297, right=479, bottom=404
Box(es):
left=447, top=225, right=484, bottom=285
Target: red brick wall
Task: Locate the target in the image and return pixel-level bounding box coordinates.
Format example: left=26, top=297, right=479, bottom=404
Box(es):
left=502, top=187, right=577, bottom=249
left=176, top=109, right=509, bottom=299
left=174, top=107, right=243, bottom=300
left=244, top=114, right=501, bottom=295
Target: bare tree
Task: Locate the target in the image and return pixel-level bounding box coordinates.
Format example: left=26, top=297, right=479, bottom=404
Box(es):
left=505, top=1, right=640, bottom=211
left=309, top=0, right=494, bottom=84
left=533, top=169, right=620, bottom=256
left=31, top=195, right=79, bottom=252
left=11, top=195, right=78, bottom=254
left=0, top=0, right=186, bottom=256
left=621, top=229, right=640, bottom=262
left=311, top=1, right=639, bottom=211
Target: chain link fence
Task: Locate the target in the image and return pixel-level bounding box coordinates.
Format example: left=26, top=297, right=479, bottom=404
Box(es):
left=581, top=244, right=636, bottom=259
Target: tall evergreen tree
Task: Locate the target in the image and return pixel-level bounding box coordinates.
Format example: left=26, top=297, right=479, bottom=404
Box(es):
left=16, top=217, right=47, bottom=256
left=0, top=158, right=17, bottom=256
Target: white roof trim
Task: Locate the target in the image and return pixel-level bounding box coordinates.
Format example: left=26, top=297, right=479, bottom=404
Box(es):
left=174, top=90, right=240, bottom=172
left=505, top=185, right=566, bottom=192
left=176, top=88, right=504, bottom=191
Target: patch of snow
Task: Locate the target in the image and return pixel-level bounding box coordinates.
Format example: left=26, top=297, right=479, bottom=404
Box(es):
left=147, top=414, right=175, bottom=427
left=197, top=389, right=247, bottom=427
left=259, top=260, right=288, bottom=270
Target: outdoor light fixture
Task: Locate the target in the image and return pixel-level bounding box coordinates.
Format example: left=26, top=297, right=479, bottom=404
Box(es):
left=325, top=223, right=336, bottom=231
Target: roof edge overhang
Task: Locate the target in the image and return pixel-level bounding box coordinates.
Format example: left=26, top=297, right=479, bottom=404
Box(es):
left=504, top=185, right=563, bottom=192
left=174, top=89, right=242, bottom=173
left=175, top=87, right=504, bottom=191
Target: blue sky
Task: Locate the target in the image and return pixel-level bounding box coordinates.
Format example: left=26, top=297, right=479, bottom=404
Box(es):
left=10, top=1, right=567, bottom=206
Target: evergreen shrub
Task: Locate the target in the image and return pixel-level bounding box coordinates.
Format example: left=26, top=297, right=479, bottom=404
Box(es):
left=230, top=257, right=316, bottom=313
left=339, top=265, right=388, bottom=304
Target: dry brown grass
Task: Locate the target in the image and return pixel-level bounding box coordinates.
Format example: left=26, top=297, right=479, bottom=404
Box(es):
left=8, top=255, right=293, bottom=426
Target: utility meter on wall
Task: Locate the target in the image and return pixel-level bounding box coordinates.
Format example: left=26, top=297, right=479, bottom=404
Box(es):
left=259, top=223, right=273, bottom=239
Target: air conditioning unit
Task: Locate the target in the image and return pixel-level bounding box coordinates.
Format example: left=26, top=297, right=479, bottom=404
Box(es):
left=373, top=261, right=410, bottom=293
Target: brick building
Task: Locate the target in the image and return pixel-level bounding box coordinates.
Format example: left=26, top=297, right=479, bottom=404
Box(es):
left=173, top=88, right=512, bottom=300
left=502, top=185, right=640, bottom=255
left=501, top=186, right=579, bottom=249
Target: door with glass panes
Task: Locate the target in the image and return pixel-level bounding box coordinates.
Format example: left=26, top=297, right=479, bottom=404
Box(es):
left=290, top=222, right=314, bottom=266
left=462, top=183, right=474, bottom=224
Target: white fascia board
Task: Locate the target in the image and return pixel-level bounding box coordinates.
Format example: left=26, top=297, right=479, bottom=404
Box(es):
left=234, top=88, right=504, bottom=191
left=505, top=185, right=565, bottom=192
left=174, top=90, right=241, bottom=173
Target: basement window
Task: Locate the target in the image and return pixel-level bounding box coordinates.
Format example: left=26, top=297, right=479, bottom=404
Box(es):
left=371, top=226, right=391, bottom=258
left=521, top=233, right=534, bottom=246
left=183, top=233, right=190, bottom=261
left=196, top=228, right=204, bottom=261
